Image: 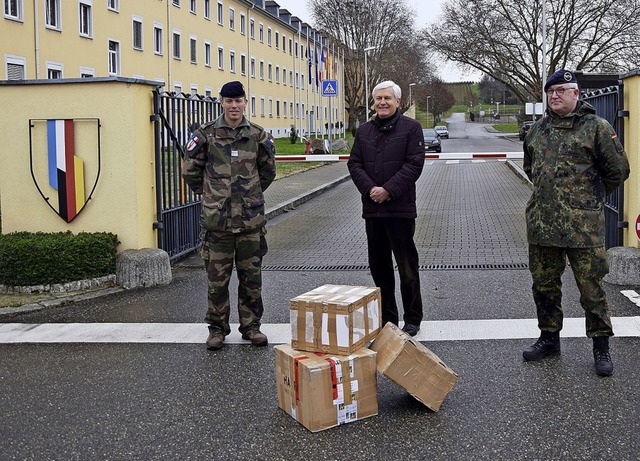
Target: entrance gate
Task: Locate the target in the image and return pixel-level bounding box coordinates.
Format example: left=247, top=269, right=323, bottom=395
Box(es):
left=151, top=90, right=221, bottom=260
left=581, top=84, right=627, bottom=248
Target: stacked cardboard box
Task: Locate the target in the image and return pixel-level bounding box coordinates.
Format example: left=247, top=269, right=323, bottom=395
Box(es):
left=275, top=284, right=459, bottom=432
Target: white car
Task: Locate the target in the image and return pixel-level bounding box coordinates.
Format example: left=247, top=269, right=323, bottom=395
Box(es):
left=434, top=125, right=449, bottom=139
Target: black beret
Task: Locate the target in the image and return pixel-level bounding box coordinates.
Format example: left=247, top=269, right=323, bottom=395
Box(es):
left=544, top=69, right=578, bottom=92
left=219, top=81, right=246, bottom=98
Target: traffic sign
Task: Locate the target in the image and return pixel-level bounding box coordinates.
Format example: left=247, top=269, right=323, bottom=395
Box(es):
left=321, top=80, right=338, bottom=97
left=636, top=214, right=640, bottom=241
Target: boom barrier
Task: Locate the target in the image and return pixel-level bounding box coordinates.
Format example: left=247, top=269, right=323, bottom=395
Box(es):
left=275, top=152, right=524, bottom=162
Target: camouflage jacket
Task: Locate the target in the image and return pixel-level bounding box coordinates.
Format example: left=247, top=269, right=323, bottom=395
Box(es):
left=182, top=114, right=276, bottom=232
left=523, top=101, right=629, bottom=247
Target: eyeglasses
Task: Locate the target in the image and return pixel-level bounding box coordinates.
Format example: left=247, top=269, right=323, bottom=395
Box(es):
left=546, top=86, right=577, bottom=96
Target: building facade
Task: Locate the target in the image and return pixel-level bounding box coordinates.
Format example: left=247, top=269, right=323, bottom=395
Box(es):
left=1, top=0, right=344, bottom=138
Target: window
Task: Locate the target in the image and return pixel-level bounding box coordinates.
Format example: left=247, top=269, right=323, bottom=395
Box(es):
left=217, top=46, right=224, bottom=69
left=108, top=40, right=120, bottom=75
left=45, top=0, right=61, bottom=29
left=276, top=100, right=280, bottom=118
left=275, top=31, right=279, bottom=49
left=282, top=67, right=286, bottom=85
left=268, top=63, right=272, bottom=82
left=107, top=0, right=119, bottom=12
left=268, top=98, right=273, bottom=118
left=5, top=55, right=26, bottom=80
left=289, top=70, right=293, bottom=87
left=228, top=8, right=234, bottom=30
left=260, top=97, right=264, bottom=117
left=189, top=0, right=195, bottom=14
left=249, top=19, right=254, bottom=39
left=216, top=1, right=222, bottom=25
left=153, top=24, right=163, bottom=55
left=4, top=0, right=23, bottom=21
left=240, top=13, right=245, bottom=35
left=240, top=54, right=246, bottom=75
left=204, top=42, right=211, bottom=67
left=275, top=65, right=279, bottom=83
left=289, top=38, right=292, bottom=55
left=190, top=36, right=197, bottom=63
left=267, top=27, right=272, bottom=46
left=204, top=0, right=210, bottom=19
left=172, top=0, right=180, bottom=6
left=229, top=51, right=235, bottom=73
left=79, top=1, right=92, bottom=38
left=172, top=30, right=181, bottom=59
left=250, top=58, right=255, bottom=78
left=259, top=60, right=264, bottom=80
left=259, top=23, right=263, bottom=42
left=132, top=17, right=143, bottom=50
left=80, top=66, right=94, bottom=77
left=47, top=62, right=63, bottom=79
left=251, top=96, right=256, bottom=116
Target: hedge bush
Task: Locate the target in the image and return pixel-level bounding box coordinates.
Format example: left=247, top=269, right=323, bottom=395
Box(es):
left=0, top=231, right=119, bottom=286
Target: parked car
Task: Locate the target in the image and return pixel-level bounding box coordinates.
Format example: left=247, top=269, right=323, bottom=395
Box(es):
left=422, top=128, right=441, bottom=153
left=519, top=121, right=534, bottom=141
left=434, top=125, right=449, bottom=139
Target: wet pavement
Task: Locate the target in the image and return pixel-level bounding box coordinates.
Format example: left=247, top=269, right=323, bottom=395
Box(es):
left=1, top=118, right=639, bottom=461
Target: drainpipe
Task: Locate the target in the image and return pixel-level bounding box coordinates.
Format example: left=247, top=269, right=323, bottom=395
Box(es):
left=33, top=0, right=41, bottom=78
left=246, top=1, right=255, bottom=121
left=167, top=0, right=172, bottom=89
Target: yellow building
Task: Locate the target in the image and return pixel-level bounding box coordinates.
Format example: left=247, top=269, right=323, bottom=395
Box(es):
left=1, top=0, right=344, bottom=138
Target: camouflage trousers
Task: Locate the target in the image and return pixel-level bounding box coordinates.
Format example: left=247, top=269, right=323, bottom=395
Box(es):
left=200, top=228, right=268, bottom=335
left=528, top=244, right=613, bottom=337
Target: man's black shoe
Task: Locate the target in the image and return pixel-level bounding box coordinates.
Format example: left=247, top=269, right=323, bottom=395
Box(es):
left=593, top=336, right=613, bottom=377
left=523, top=332, right=560, bottom=361
left=401, top=323, right=420, bottom=337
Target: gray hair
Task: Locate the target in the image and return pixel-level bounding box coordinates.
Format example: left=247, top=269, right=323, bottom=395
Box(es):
left=372, top=80, right=401, bottom=99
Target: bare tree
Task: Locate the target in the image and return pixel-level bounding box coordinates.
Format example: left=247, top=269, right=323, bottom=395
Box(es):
left=415, top=78, right=455, bottom=124
left=422, top=0, right=640, bottom=102
left=309, top=0, right=431, bottom=130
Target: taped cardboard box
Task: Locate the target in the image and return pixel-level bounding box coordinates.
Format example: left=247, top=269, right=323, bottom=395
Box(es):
left=274, top=344, right=378, bottom=432
left=290, top=285, right=382, bottom=354
left=370, top=322, right=458, bottom=411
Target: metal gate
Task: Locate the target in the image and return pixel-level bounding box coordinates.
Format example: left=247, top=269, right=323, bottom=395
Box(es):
left=151, top=90, right=221, bottom=260
left=581, top=84, right=627, bottom=248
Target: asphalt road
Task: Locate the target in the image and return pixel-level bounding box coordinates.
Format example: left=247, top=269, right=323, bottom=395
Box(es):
left=1, top=116, right=639, bottom=461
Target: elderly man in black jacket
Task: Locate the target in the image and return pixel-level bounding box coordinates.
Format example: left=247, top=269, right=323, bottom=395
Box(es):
left=348, top=80, right=425, bottom=336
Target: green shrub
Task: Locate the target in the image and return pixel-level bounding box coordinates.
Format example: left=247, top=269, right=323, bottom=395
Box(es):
left=0, top=231, right=119, bottom=286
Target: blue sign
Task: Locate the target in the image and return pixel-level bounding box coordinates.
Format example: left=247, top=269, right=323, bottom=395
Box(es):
left=321, top=80, right=338, bottom=97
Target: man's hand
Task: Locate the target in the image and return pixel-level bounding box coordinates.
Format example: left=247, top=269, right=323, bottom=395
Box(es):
left=369, top=186, right=389, bottom=203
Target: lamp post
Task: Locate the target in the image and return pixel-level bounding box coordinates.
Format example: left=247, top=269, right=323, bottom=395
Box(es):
left=426, top=95, right=431, bottom=127
left=363, top=46, right=377, bottom=121
left=409, top=83, right=416, bottom=107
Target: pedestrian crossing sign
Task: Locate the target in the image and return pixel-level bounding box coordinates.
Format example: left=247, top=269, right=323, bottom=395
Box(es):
left=321, top=80, right=338, bottom=97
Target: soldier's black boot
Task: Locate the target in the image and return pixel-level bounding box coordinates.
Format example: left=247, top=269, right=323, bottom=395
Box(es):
left=593, top=336, right=613, bottom=377
left=523, top=331, right=560, bottom=361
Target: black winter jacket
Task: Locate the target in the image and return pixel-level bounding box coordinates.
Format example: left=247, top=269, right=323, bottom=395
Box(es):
left=347, top=111, right=425, bottom=219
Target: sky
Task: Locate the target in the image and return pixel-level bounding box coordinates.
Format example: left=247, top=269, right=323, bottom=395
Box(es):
left=271, top=0, right=481, bottom=82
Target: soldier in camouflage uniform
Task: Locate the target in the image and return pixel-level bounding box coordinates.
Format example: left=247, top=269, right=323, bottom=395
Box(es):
left=182, top=81, right=276, bottom=350
left=522, top=70, right=629, bottom=376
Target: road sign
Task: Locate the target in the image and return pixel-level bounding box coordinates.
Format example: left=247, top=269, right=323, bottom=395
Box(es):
left=636, top=214, right=640, bottom=241
left=321, top=80, right=338, bottom=97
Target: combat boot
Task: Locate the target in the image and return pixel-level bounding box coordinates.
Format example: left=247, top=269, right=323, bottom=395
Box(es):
left=523, top=331, right=560, bottom=361
left=593, top=336, right=613, bottom=377
left=242, top=327, right=268, bottom=347
left=206, top=327, right=225, bottom=350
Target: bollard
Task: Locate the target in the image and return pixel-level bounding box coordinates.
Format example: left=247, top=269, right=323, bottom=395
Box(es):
left=116, top=248, right=172, bottom=289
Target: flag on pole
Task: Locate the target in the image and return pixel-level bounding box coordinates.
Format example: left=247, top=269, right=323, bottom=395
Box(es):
left=320, top=47, right=327, bottom=82
left=314, top=45, right=319, bottom=87
left=307, top=45, right=312, bottom=84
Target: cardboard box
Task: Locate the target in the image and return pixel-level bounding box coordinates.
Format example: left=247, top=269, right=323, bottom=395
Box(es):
left=370, top=322, right=458, bottom=411
left=290, top=285, right=382, bottom=354
left=274, top=344, right=378, bottom=432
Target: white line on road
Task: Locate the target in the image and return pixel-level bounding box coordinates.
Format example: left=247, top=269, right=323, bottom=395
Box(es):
left=1, top=317, right=639, bottom=344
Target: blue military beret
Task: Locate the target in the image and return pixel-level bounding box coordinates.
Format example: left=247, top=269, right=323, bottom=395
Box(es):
left=544, top=69, right=578, bottom=92
left=219, top=81, right=246, bottom=98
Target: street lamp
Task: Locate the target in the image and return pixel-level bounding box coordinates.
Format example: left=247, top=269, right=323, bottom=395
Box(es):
left=409, top=83, right=416, bottom=107
left=426, top=95, right=431, bottom=127
left=363, top=46, right=377, bottom=121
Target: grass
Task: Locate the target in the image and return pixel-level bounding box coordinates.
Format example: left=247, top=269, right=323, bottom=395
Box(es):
left=273, top=134, right=352, bottom=179
left=491, top=123, right=519, bottom=133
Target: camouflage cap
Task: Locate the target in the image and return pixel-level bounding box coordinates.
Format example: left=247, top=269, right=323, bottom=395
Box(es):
left=544, top=69, right=578, bottom=92
left=219, top=81, right=246, bottom=98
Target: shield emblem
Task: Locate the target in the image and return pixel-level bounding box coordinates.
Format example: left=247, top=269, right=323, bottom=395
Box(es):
left=29, top=118, right=101, bottom=223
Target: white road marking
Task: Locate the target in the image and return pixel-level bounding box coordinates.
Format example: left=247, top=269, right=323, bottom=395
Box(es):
left=1, top=317, right=639, bottom=344
left=621, top=290, right=640, bottom=307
